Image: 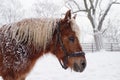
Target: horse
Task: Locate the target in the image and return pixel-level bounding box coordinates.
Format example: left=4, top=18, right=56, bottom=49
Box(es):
left=0, top=10, right=86, bottom=80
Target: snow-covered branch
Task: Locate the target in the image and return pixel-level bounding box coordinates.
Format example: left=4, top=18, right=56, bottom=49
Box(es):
left=98, top=0, right=120, bottom=30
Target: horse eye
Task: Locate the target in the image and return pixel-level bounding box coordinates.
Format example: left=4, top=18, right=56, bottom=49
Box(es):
left=69, top=36, right=75, bottom=43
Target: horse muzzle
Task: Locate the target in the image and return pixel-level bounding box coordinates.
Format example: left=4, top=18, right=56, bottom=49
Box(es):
left=58, top=51, right=87, bottom=72
left=69, top=52, right=86, bottom=72
left=73, top=58, right=86, bottom=72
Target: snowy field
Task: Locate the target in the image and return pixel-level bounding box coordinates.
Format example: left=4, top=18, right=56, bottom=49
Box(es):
left=0, top=51, right=120, bottom=80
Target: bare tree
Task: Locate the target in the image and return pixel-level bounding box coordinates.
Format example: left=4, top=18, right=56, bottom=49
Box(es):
left=0, top=0, right=24, bottom=25
left=34, top=0, right=60, bottom=17
left=103, top=19, right=120, bottom=43
left=64, top=0, right=120, bottom=51
left=33, top=0, right=61, bottom=18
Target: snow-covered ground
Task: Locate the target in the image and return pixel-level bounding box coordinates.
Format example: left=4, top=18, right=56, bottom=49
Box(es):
left=0, top=51, right=120, bottom=80
left=27, top=51, right=120, bottom=80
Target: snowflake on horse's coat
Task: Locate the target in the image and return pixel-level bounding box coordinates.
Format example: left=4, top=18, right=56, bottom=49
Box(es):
left=0, top=10, right=86, bottom=80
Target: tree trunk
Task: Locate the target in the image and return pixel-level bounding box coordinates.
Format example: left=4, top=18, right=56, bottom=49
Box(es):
left=94, top=30, right=104, bottom=51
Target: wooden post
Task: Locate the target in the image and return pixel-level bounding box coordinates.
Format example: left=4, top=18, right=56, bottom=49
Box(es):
left=92, top=43, right=94, bottom=52
left=111, top=43, right=113, bottom=51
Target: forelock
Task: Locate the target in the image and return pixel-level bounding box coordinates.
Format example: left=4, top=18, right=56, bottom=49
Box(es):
left=69, top=18, right=80, bottom=41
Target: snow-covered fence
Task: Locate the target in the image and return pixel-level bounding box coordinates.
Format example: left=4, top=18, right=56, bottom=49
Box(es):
left=81, top=43, right=120, bottom=52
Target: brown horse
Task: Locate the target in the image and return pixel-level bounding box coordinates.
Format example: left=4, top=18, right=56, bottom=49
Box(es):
left=0, top=10, right=86, bottom=80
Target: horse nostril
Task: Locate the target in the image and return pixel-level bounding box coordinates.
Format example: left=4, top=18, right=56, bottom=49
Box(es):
left=81, top=60, right=86, bottom=68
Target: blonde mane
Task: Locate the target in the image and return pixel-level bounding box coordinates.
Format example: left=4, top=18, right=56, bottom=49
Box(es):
left=1, top=18, right=80, bottom=50
left=2, top=18, right=59, bottom=49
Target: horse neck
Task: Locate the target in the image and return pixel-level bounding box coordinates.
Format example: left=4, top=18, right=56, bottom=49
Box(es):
left=43, top=30, right=57, bottom=54
left=43, top=28, right=63, bottom=59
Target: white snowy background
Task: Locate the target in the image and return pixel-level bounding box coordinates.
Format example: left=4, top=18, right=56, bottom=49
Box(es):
left=27, top=51, right=120, bottom=80
left=0, top=0, right=120, bottom=80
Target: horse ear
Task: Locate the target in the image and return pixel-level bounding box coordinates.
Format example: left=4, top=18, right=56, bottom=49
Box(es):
left=73, top=14, right=77, bottom=19
left=64, top=10, right=71, bottom=20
